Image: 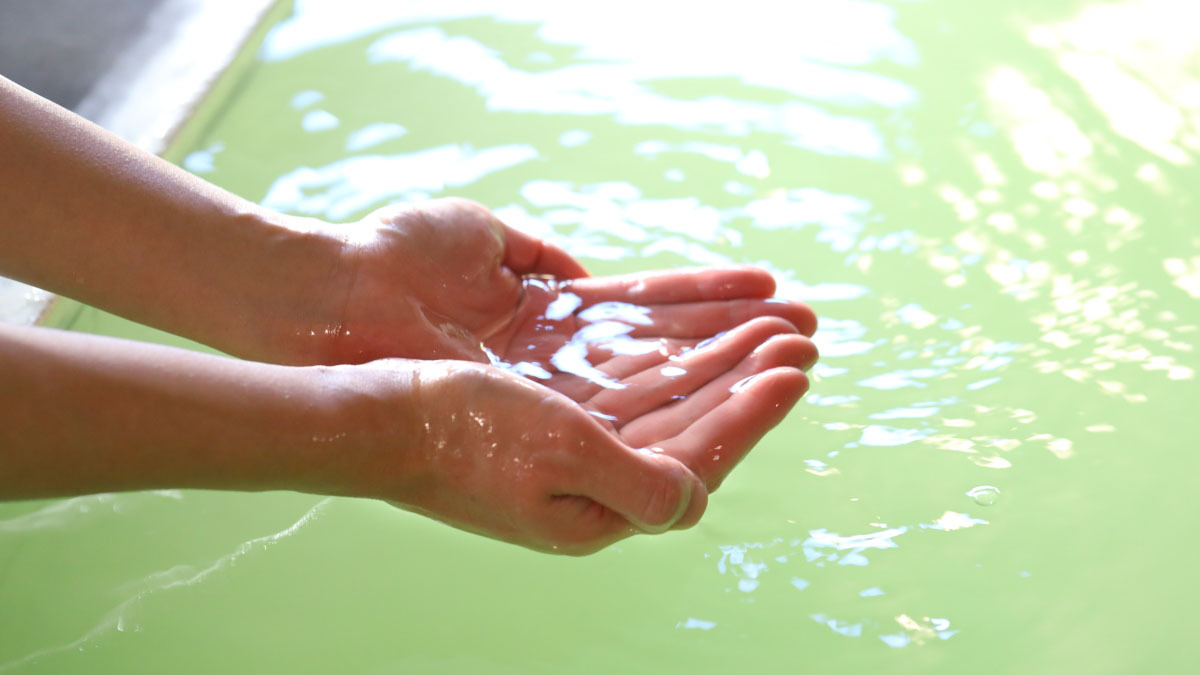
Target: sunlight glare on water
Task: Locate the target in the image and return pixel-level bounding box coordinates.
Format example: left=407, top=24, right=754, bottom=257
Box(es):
left=2, top=0, right=1199, bottom=672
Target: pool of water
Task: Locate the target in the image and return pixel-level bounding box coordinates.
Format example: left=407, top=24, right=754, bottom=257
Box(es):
left=3, top=0, right=1199, bottom=671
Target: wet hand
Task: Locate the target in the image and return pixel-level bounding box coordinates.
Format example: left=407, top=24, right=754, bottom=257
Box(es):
left=310, top=197, right=587, bottom=364
left=291, top=198, right=817, bottom=370
left=338, top=360, right=706, bottom=554
left=337, top=342, right=813, bottom=554
left=531, top=314, right=818, bottom=491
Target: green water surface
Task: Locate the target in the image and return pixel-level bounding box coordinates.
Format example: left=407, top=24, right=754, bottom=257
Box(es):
left=3, top=0, right=1199, bottom=672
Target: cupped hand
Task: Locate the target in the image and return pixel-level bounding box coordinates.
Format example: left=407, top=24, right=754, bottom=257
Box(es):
left=299, top=198, right=817, bottom=371
left=340, top=320, right=814, bottom=554
left=312, top=197, right=587, bottom=364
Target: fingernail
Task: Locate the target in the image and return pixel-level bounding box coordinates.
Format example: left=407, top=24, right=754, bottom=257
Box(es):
left=636, top=470, right=691, bottom=535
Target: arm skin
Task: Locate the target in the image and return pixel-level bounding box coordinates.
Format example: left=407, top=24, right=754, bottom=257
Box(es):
left=0, top=75, right=342, bottom=365
left=0, top=324, right=343, bottom=499
left=0, top=322, right=813, bottom=554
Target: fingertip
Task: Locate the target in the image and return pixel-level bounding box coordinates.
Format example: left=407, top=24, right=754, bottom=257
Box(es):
left=750, top=332, right=819, bottom=373
left=501, top=224, right=589, bottom=279
left=699, top=266, right=777, bottom=299
left=739, top=367, right=810, bottom=411
left=775, top=300, right=818, bottom=337
left=737, top=315, right=802, bottom=341
left=542, top=241, right=590, bottom=279
left=750, top=267, right=778, bottom=297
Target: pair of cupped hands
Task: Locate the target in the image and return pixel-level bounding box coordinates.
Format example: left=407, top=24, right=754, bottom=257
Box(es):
left=275, top=198, right=818, bottom=554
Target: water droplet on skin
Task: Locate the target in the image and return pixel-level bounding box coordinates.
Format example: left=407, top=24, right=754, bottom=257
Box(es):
left=966, top=485, right=1001, bottom=506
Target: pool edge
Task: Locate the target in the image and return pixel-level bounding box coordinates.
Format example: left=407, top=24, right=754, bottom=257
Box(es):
left=0, top=0, right=281, bottom=328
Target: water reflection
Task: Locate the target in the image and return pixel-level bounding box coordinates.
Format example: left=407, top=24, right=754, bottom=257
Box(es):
left=0, top=499, right=331, bottom=671
left=711, top=507, right=987, bottom=647
left=261, top=143, right=539, bottom=220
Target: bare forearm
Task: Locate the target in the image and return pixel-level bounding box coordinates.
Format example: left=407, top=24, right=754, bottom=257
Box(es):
left=0, top=324, right=356, bottom=499
left=0, top=76, right=343, bottom=363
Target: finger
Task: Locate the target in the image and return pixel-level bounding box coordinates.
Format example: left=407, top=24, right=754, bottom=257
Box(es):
left=646, top=367, right=809, bottom=491
left=590, top=337, right=694, bottom=379
left=564, top=266, right=777, bottom=304
left=539, top=495, right=638, bottom=555
left=534, top=338, right=689, bottom=404
left=518, top=334, right=700, bottom=403
left=618, top=332, right=816, bottom=445
left=545, top=336, right=699, bottom=402
left=502, top=224, right=590, bottom=279
left=621, top=298, right=817, bottom=339
left=587, top=317, right=802, bottom=425
left=556, top=435, right=702, bottom=535
left=397, top=495, right=634, bottom=557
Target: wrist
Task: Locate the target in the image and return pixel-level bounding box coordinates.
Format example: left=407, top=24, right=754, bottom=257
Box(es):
left=286, top=360, right=427, bottom=503
left=217, top=211, right=355, bottom=366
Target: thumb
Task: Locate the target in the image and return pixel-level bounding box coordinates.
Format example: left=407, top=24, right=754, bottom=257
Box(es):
left=501, top=224, right=590, bottom=279
left=569, top=439, right=707, bottom=534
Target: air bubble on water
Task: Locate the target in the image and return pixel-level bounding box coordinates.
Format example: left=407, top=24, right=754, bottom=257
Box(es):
left=966, top=485, right=1001, bottom=506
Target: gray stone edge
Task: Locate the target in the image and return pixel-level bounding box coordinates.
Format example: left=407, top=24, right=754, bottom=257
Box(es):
left=1, top=0, right=276, bottom=327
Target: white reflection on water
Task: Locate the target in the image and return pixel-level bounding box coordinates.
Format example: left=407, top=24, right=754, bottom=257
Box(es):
left=346, top=122, right=408, bottom=152
left=897, top=0, right=1200, bottom=413
left=364, top=27, right=889, bottom=157
left=267, top=0, right=918, bottom=69
left=261, top=144, right=537, bottom=220
left=0, top=500, right=331, bottom=672
left=301, top=109, right=339, bottom=132
left=263, top=0, right=916, bottom=159
left=739, top=189, right=872, bottom=251
left=0, top=491, right=181, bottom=534
left=1030, top=0, right=1200, bottom=164
left=1164, top=257, right=1200, bottom=301
left=711, top=509, right=987, bottom=647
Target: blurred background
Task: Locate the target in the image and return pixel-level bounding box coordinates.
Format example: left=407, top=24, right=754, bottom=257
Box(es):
left=0, top=0, right=271, bottom=324
left=1, top=0, right=170, bottom=110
